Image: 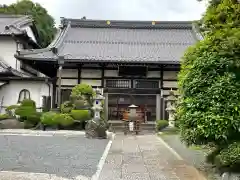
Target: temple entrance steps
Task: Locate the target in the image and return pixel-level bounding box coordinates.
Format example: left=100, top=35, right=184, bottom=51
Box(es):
left=108, top=120, right=156, bottom=133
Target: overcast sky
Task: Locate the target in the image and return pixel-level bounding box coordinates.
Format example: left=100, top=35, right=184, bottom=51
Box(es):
left=2, top=0, right=207, bottom=24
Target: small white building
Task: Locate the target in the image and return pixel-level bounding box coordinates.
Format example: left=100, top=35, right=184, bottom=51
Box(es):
left=0, top=14, right=52, bottom=113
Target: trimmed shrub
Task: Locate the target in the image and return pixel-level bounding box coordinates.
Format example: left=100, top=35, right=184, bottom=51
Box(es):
left=215, top=142, right=240, bottom=172
left=15, top=106, right=36, bottom=118
left=0, top=114, right=10, bottom=120
left=74, top=99, right=86, bottom=110
left=40, top=112, right=57, bottom=126
left=26, top=112, right=42, bottom=124
left=6, top=105, right=19, bottom=117
left=156, top=120, right=169, bottom=131
left=60, top=101, right=73, bottom=113
left=53, top=113, right=74, bottom=127
left=71, top=84, right=94, bottom=97
left=15, top=99, right=37, bottom=121
left=21, top=99, right=36, bottom=108
left=71, top=110, right=90, bottom=122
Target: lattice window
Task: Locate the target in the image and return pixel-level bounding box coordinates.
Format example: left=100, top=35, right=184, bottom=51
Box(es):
left=105, top=80, right=130, bottom=88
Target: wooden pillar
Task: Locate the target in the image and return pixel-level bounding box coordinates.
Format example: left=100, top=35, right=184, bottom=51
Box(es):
left=57, top=56, right=65, bottom=108
left=156, top=94, right=161, bottom=120
left=101, top=65, right=105, bottom=87
left=77, top=65, right=81, bottom=84
left=160, top=65, right=164, bottom=120
left=104, top=92, right=108, bottom=121
left=57, top=65, right=63, bottom=108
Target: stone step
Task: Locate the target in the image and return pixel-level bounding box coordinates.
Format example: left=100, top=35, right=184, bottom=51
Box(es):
left=108, top=121, right=156, bottom=132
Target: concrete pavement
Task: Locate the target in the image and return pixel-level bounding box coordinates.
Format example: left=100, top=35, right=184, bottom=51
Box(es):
left=98, top=134, right=207, bottom=180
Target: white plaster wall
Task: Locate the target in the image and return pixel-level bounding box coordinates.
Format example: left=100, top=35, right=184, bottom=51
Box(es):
left=0, top=80, right=52, bottom=113
left=81, top=69, right=101, bottom=78
left=57, top=79, right=78, bottom=86
left=0, top=36, right=17, bottom=69
left=58, top=69, right=78, bottom=77
left=81, top=79, right=102, bottom=86
left=163, top=81, right=178, bottom=88
left=104, top=70, right=119, bottom=77
left=163, top=71, right=178, bottom=80
left=147, top=71, right=160, bottom=78
left=22, top=26, right=37, bottom=43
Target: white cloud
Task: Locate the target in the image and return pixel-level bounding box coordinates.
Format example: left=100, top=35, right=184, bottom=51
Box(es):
left=1, top=0, right=207, bottom=23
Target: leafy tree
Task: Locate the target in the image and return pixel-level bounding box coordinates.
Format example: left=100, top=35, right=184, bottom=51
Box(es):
left=178, top=0, right=240, bottom=171
left=0, top=0, right=56, bottom=47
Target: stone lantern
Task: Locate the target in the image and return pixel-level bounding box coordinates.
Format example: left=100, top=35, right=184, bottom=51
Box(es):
left=123, top=104, right=141, bottom=135
left=165, top=90, right=177, bottom=127
left=92, top=88, right=105, bottom=121
left=85, top=88, right=107, bottom=139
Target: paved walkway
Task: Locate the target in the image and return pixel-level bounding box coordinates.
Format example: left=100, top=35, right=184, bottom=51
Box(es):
left=99, top=134, right=207, bottom=180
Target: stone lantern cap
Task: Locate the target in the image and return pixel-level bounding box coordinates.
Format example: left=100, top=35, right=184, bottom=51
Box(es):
left=128, top=104, right=138, bottom=109
left=166, top=90, right=177, bottom=101
left=95, top=88, right=102, bottom=95
left=166, top=106, right=176, bottom=111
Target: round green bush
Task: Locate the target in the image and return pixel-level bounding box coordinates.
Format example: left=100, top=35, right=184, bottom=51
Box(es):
left=71, top=110, right=90, bottom=122
left=40, top=112, right=58, bottom=126
left=215, top=142, right=240, bottom=172
left=53, top=113, right=74, bottom=127
left=71, top=84, right=94, bottom=97
left=156, top=120, right=169, bottom=131
left=26, top=112, right=42, bottom=124
left=15, top=106, right=36, bottom=117
left=21, top=99, right=36, bottom=108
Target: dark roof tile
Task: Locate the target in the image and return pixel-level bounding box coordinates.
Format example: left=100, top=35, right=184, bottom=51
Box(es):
left=16, top=18, right=199, bottom=64
left=0, top=14, right=33, bottom=35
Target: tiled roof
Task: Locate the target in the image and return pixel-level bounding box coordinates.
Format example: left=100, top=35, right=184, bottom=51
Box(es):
left=0, top=14, right=33, bottom=35
left=16, top=18, right=200, bottom=64
left=0, top=57, right=27, bottom=77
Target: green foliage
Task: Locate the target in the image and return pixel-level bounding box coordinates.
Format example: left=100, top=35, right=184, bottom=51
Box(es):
left=71, top=110, right=90, bottom=122
left=15, top=99, right=37, bottom=121
left=0, top=114, right=10, bottom=120
left=179, top=0, right=240, bottom=171
left=178, top=28, right=240, bottom=146
left=198, top=0, right=240, bottom=34
left=6, top=105, right=19, bottom=111
left=60, top=101, right=73, bottom=113
left=53, top=113, right=74, bottom=127
left=74, top=99, right=86, bottom=110
left=26, top=112, right=42, bottom=124
left=40, top=111, right=57, bottom=126
left=0, top=0, right=56, bottom=47
left=71, top=84, right=94, bottom=97
left=215, top=142, right=240, bottom=172
left=156, top=120, right=169, bottom=131
left=6, top=104, right=19, bottom=117
left=21, top=99, right=36, bottom=108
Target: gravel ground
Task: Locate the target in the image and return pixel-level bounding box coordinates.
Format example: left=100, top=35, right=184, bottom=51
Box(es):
left=160, top=134, right=222, bottom=180
left=0, top=134, right=109, bottom=179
